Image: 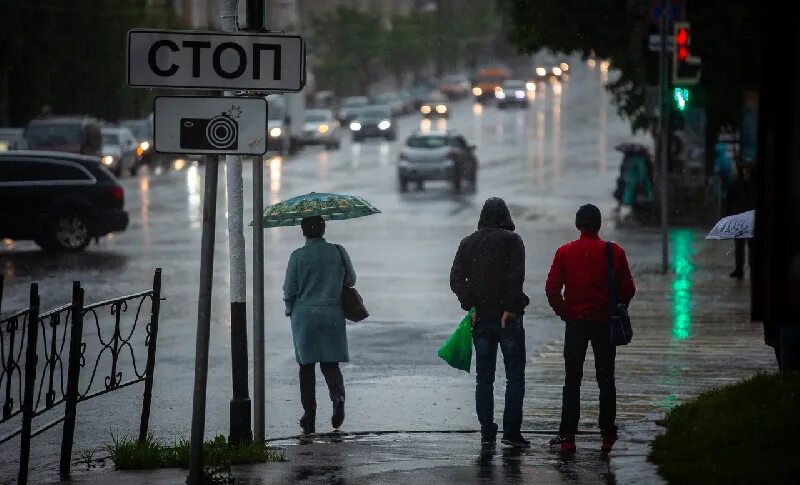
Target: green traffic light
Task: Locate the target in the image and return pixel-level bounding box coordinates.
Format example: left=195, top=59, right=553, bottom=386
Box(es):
left=673, top=87, right=690, bottom=111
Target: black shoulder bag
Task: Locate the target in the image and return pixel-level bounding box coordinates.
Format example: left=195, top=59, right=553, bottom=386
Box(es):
left=606, top=242, right=633, bottom=346
left=335, top=244, right=369, bottom=323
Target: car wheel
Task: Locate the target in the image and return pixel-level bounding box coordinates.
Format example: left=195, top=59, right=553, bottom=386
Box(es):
left=353, top=136, right=363, bottom=143
left=49, top=212, right=91, bottom=251
left=386, top=134, right=397, bottom=142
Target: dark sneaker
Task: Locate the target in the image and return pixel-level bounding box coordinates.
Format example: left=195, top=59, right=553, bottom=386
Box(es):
left=730, top=269, right=744, bottom=279
left=299, top=413, right=315, bottom=435
left=481, top=433, right=497, bottom=446
left=501, top=434, right=531, bottom=448
left=549, top=434, right=576, bottom=452
left=332, top=396, right=345, bottom=429
left=601, top=434, right=618, bottom=453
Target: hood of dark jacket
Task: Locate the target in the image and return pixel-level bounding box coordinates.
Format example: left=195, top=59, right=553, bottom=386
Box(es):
left=478, top=197, right=515, bottom=231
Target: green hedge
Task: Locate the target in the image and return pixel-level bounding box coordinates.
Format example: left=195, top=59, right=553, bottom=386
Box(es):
left=650, top=372, right=800, bottom=484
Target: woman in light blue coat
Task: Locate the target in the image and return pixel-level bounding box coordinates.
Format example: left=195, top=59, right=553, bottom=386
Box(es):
left=283, top=216, right=356, bottom=434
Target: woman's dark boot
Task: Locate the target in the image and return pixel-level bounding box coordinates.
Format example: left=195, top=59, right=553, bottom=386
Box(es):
left=320, top=363, right=346, bottom=429
left=332, top=396, right=345, bottom=429
left=299, top=413, right=315, bottom=435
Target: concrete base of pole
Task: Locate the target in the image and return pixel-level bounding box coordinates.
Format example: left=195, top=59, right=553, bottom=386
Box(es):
left=229, top=398, right=253, bottom=444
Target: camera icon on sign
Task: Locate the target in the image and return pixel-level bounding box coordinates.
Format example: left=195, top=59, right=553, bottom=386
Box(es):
left=180, top=113, right=239, bottom=150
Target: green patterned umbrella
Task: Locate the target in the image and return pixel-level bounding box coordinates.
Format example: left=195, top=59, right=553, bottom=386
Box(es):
left=257, top=192, right=381, bottom=228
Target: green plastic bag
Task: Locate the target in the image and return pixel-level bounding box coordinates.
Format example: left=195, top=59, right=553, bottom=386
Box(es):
left=437, top=309, right=475, bottom=372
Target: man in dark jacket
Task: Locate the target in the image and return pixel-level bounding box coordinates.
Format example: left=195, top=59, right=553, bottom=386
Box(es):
left=450, top=197, right=530, bottom=448
left=545, top=204, right=635, bottom=453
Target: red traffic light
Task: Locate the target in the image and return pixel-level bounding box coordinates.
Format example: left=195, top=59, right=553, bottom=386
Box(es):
left=676, top=27, right=689, bottom=46
left=672, top=22, right=701, bottom=85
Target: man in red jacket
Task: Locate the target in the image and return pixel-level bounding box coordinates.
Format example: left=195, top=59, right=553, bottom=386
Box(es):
left=545, top=204, right=635, bottom=453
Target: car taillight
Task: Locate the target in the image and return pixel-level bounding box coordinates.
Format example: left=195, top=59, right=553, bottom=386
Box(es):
left=108, top=185, right=124, bottom=203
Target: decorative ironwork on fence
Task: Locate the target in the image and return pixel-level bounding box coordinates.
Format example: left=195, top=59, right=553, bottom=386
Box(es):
left=0, top=269, right=162, bottom=484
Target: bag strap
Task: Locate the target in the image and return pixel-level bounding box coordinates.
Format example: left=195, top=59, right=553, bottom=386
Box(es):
left=605, top=241, right=618, bottom=314
left=334, top=244, right=352, bottom=287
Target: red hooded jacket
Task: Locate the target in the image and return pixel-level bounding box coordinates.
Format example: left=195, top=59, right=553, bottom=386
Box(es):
left=545, top=231, right=635, bottom=322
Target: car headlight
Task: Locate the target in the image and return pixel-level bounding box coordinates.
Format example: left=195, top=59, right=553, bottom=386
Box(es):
left=560, top=62, right=569, bottom=72
left=472, top=87, right=482, bottom=96
left=536, top=67, right=547, bottom=77
left=318, top=124, right=329, bottom=134
left=515, top=91, right=525, bottom=99
left=420, top=105, right=432, bottom=114
left=495, top=90, right=506, bottom=99
left=136, top=141, right=150, bottom=157
left=349, top=122, right=362, bottom=131
left=526, top=81, right=535, bottom=91
left=101, top=155, right=115, bottom=166
left=378, top=120, right=391, bottom=130
left=270, top=127, right=282, bottom=138
left=435, top=105, right=447, bottom=114
left=552, top=67, right=562, bottom=76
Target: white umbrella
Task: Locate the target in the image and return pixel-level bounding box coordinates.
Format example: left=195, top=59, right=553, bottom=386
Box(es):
left=706, top=210, right=755, bottom=240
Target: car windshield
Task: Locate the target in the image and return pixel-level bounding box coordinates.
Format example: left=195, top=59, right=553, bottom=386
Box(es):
left=360, top=109, right=389, bottom=120
left=102, top=133, right=120, bottom=145
left=305, top=113, right=329, bottom=123
left=343, top=97, right=368, bottom=107
left=406, top=135, right=449, bottom=149
left=119, top=121, right=150, bottom=140
left=25, top=123, right=81, bottom=146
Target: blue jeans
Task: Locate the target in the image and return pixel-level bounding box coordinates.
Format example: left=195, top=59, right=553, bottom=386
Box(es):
left=473, top=316, right=526, bottom=437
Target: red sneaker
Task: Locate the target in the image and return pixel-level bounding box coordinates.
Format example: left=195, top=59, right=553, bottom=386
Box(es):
left=601, top=434, right=618, bottom=453
left=549, top=434, right=576, bottom=452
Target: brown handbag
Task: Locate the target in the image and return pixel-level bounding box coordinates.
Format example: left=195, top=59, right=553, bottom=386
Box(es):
left=335, top=244, right=369, bottom=322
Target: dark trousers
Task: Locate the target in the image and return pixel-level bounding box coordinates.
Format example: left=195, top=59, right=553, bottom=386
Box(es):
left=299, top=362, right=345, bottom=418
left=734, top=239, right=753, bottom=272
left=473, top=316, right=526, bottom=437
left=559, top=321, right=617, bottom=436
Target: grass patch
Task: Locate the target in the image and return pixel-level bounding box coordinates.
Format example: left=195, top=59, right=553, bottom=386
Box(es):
left=649, top=372, right=800, bottom=484
left=108, top=433, right=284, bottom=482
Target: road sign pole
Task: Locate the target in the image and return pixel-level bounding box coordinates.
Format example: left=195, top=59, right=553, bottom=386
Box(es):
left=245, top=0, right=268, bottom=445
left=219, top=0, right=253, bottom=446
left=187, top=154, right=219, bottom=485
left=658, top=0, right=671, bottom=274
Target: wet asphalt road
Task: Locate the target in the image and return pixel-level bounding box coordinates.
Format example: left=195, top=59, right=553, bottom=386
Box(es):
left=1, top=59, right=650, bottom=479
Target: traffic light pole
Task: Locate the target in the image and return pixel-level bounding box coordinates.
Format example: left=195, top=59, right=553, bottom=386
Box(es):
left=658, top=0, right=671, bottom=274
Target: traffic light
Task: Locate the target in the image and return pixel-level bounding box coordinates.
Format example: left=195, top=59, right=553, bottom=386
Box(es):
left=673, top=87, right=690, bottom=111
left=672, top=21, right=701, bottom=85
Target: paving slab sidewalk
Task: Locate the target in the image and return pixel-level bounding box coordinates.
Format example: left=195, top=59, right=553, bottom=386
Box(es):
left=47, top=229, right=776, bottom=485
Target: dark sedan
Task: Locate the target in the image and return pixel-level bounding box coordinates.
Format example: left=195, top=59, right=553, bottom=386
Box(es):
left=349, top=105, right=397, bottom=142
left=0, top=151, right=129, bottom=251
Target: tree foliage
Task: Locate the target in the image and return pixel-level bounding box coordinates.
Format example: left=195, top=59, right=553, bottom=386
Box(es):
left=498, top=0, right=761, bottom=136
left=309, top=7, right=385, bottom=96
left=309, top=3, right=503, bottom=95
left=0, top=0, right=179, bottom=126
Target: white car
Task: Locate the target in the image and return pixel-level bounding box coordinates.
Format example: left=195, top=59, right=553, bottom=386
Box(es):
left=300, top=109, right=340, bottom=150
left=101, top=127, right=139, bottom=176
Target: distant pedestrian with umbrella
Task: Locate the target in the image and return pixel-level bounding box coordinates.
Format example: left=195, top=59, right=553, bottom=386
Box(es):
left=726, top=162, right=756, bottom=279
left=268, top=192, right=380, bottom=435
